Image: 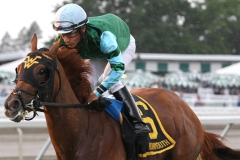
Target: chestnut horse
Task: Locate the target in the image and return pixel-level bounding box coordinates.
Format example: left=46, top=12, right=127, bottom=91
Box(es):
left=4, top=35, right=240, bottom=160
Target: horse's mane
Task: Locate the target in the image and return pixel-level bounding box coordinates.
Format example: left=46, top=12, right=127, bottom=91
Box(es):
left=55, top=46, right=92, bottom=103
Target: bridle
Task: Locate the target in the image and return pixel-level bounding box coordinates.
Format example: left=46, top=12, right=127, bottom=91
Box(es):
left=12, top=48, right=91, bottom=121
left=12, top=87, right=90, bottom=121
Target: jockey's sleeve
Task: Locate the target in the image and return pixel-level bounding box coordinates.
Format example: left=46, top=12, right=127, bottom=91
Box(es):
left=93, top=31, right=125, bottom=97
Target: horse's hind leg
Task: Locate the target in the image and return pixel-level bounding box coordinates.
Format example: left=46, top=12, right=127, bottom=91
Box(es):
left=169, top=135, right=202, bottom=160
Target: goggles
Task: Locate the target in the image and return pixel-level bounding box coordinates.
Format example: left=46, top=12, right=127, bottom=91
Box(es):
left=61, top=29, right=79, bottom=38
left=53, top=18, right=88, bottom=32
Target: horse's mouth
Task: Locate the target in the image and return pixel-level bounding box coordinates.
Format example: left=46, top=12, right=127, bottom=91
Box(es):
left=4, top=100, right=26, bottom=122
left=4, top=109, right=25, bottom=122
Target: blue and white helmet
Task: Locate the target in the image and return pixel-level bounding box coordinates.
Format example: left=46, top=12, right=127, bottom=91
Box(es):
left=53, top=3, right=88, bottom=34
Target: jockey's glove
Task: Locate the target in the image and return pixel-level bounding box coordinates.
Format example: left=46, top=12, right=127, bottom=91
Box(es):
left=89, top=97, right=111, bottom=112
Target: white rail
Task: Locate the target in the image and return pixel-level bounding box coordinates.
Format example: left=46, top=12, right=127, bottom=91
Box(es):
left=0, top=118, right=47, bottom=128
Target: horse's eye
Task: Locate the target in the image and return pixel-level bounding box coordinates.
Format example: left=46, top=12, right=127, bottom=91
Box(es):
left=39, top=68, right=46, bottom=75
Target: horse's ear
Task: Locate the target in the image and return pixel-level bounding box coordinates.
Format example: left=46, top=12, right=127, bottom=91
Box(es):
left=31, top=34, right=38, bottom=52
left=49, top=39, right=60, bottom=56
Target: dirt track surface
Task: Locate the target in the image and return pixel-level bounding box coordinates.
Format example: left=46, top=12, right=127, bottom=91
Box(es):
left=0, top=125, right=239, bottom=160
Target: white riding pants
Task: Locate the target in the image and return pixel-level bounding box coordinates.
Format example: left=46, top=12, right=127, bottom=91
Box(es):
left=86, top=35, right=136, bottom=94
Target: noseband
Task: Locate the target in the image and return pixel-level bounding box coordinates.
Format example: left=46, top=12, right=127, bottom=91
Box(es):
left=12, top=88, right=43, bottom=120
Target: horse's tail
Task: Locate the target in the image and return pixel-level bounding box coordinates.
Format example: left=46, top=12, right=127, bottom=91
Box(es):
left=200, top=131, right=240, bottom=160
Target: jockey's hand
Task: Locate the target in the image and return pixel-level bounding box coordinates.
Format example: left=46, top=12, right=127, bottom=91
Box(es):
left=87, top=93, right=111, bottom=111
left=87, top=92, right=99, bottom=104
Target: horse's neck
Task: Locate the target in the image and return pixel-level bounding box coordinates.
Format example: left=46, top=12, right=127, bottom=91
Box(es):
left=43, top=65, right=124, bottom=158
left=54, top=67, right=80, bottom=104
left=44, top=65, right=88, bottom=134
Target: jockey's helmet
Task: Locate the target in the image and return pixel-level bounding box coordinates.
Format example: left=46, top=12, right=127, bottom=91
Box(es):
left=53, top=3, right=88, bottom=34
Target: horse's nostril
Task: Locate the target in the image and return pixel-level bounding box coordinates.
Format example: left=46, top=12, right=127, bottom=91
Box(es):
left=9, top=100, right=20, bottom=110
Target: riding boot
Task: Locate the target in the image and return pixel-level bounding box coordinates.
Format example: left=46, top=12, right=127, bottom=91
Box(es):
left=113, top=86, right=151, bottom=136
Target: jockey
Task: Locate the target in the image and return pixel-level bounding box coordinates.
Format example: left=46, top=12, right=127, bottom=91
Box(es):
left=52, top=3, right=150, bottom=136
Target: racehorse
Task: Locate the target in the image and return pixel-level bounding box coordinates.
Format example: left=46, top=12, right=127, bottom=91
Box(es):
left=4, top=34, right=240, bottom=160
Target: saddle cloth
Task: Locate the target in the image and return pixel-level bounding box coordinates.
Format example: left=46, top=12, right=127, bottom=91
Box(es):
left=104, top=94, right=176, bottom=159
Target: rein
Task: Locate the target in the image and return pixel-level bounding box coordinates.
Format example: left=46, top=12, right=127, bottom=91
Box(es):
left=37, top=101, right=91, bottom=109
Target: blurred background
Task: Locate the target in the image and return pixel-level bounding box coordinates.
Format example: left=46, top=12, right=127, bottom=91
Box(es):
left=2, top=0, right=240, bottom=107
left=1, top=0, right=240, bottom=159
